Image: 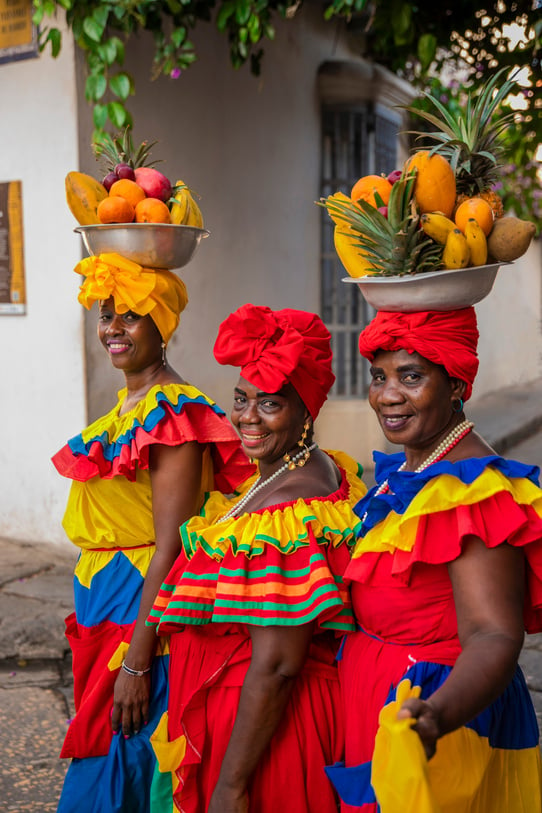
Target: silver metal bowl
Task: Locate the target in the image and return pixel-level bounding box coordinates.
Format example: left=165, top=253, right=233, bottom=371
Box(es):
left=75, top=223, right=210, bottom=269
left=343, top=263, right=506, bottom=312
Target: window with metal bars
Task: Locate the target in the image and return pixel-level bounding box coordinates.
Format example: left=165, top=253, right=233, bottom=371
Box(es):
left=320, top=105, right=399, bottom=398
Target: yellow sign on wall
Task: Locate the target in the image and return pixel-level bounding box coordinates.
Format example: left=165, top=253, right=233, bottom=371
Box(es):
left=0, top=0, right=37, bottom=62
left=0, top=181, right=26, bottom=314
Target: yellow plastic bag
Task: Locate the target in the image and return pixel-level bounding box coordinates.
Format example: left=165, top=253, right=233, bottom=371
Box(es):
left=371, top=679, right=441, bottom=813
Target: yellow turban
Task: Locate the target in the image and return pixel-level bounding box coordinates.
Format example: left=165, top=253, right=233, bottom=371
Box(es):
left=75, top=253, right=188, bottom=344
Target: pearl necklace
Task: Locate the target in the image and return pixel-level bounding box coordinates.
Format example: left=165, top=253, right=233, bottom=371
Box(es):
left=361, top=420, right=474, bottom=524
left=217, top=442, right=318, bottom=524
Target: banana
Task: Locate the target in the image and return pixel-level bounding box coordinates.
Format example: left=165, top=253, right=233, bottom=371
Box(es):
left=65, top=171, right=108, bottom=225
left=420, top=212, right=456, bottom=244
left=170, top=181, right=191, bottom=225
left=464, top=218, right=488, bottom=266
left=442, top=228, right=470, bottom=270
left=170, top=180, right=204, bottom=228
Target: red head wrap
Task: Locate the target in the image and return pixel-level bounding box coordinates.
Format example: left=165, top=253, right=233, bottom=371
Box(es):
left=213, top=304, right=335, bottom=418
left=358, top=308, right=479, bottom=400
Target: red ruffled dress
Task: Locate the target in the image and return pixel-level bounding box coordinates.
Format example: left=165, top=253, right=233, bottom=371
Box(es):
left=147, top=450, right=366, bottom=813
left=52, top=383, right=253, bottom=813
left=327, top=453, right=542, bottom=813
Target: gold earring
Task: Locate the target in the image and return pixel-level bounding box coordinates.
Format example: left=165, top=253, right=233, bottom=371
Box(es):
left=161, top=341, right=167, bottom=366
left=298, top=419, right=311, bottom=447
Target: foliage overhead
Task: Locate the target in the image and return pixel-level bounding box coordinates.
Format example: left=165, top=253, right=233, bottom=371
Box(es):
left=32, top=0, right=541, bottom=221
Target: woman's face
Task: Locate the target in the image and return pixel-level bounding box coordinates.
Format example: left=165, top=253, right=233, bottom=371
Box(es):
left=97, top=297, right=162, bottom=373
left=368, top=349, right=464, bottom=452
left=231, top=376, right=308, bottom=465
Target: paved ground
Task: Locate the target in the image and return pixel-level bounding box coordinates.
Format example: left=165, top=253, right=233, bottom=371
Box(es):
left=4, top=376, right=542, bottom=809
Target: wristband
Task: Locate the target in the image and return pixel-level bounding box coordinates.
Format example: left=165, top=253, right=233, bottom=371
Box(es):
left=121, top=659, right=151, bottom=677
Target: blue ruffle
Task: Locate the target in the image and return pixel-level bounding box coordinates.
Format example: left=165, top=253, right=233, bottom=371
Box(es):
left=355, top=454, right=541, bottom=535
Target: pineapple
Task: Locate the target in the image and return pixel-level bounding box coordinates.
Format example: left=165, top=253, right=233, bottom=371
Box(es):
left=322, top=172, right=443, bottom=276
left=404, top=68, right=517, bottom=218
left=93, top=126, right=160, bottom=172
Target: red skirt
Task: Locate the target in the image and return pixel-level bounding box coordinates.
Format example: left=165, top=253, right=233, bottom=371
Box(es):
left=167, top=624, right=343, bottom=812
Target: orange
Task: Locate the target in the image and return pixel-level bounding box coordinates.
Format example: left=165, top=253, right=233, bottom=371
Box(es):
left=97, top=195, right=135, bottom=224
left=135, top=197, right=171, bottom=224
left=351, top=175, right=392, bottom=208
left=109, top=179, right=146, bottom=209
left=454, top=197, right=494, bottom=236
left=406, top=151, right=456, bottom=218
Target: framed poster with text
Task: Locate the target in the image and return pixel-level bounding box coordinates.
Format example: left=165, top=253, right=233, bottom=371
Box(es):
left=0, top=181, right=26, bottom=314
left=0, top=0, right=38, bottom=64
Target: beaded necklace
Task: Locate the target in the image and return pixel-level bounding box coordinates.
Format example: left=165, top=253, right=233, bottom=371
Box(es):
left=361, top=420, right=474, bottom=525
left=217, top=442, right=318, bottom=524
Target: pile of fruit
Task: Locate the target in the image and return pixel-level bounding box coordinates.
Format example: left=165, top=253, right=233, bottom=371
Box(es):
left=321, top=71, right=536, bottom=278
left=65, top=129, right=204, bottom=229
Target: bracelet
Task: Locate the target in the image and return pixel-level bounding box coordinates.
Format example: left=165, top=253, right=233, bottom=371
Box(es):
left=121, top=659, right=152, bottom=677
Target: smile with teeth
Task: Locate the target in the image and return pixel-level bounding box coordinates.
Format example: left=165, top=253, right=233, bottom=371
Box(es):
left=108, top=342, right=130, bottom=354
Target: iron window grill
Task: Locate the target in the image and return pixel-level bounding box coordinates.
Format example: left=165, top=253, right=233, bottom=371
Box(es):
left=320, top=105, right=399, bottom=397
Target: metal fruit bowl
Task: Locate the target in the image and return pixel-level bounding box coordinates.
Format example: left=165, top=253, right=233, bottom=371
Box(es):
left=343, top=263, right=507, bottom=312
left=75, top=223, right=210, bottom=270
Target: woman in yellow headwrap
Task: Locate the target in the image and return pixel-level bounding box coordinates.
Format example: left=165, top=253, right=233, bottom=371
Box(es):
left=52, top=253, right=253, bottom=813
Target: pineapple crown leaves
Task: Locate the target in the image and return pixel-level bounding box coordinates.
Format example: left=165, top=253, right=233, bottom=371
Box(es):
left=92, top=126, right=162, bottom=170
left=402, top=68, right=520, bottom=173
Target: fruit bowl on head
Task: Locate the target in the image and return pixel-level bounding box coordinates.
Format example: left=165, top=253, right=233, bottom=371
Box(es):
left=342, top=262, right=507, bottom=313
left=75, top=222, right=210, bottom=270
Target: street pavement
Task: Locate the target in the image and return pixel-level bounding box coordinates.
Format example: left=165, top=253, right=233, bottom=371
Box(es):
left=3, top=376, right=542, bottom=810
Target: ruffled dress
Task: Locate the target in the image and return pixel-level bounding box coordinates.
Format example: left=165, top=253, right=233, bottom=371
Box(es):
left=52, top=383, right=253, bottom=813
left=146, top=450, right=366, bottom=813
left=327, top=452, right=542, bottom=813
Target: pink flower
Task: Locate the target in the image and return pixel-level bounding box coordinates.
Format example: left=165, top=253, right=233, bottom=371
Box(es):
left=170, top=68, right=181, bottom=79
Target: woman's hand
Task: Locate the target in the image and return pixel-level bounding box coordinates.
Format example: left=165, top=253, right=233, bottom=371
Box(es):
left=111, top=669, right=151, bottom=737
left=397, top=698, right=441, bottom=760
left=208, top=783, right=249, bottom=813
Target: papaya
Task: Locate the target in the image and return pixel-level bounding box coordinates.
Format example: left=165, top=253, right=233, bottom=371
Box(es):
left=405, top=151, right=456, bottom=219
left=487, top=216, right=536, bottom=262
left=65, top=171, right=108, bottom=225
left=334, top=224, right=373, bottom=277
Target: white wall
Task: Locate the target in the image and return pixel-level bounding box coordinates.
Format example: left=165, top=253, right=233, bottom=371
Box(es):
left=0, top=19, right=85, bottom=544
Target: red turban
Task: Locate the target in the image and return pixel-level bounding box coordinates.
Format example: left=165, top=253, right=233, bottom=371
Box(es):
left=358, top=308, right=479, bottom=400
left=213, top=304, right=335, bottom=418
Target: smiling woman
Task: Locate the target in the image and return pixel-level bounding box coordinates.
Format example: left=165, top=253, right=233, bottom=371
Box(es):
left=327, top=307, right=542, bottom=813
left=146, top=303, right=367, bottom=813
left=51, top=253, right=252, bottom=813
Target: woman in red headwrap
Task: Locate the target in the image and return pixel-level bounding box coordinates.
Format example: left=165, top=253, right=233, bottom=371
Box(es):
left=327, top=308, right=542, bottom=812
left=53, top=254, right=253, bottom=813
left=147, top=303, right=366, bottom=813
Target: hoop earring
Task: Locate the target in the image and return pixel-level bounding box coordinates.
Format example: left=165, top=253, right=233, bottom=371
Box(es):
left=452, top=398, right=464, bottom=413
left=283, top=420, right=313, bottom=470
left=161, top=341, right=167, bottom=367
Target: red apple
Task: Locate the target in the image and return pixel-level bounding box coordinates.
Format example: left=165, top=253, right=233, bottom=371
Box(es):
left=102, top=172, right=118, bottom=192
left=115, top=162, right=136, bottom=181
left=387, top=170, right=402, bottom=185
left=134, top=167, right=172, bottom=202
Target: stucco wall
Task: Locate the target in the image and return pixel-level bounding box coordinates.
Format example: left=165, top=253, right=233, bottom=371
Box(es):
left=0, top=19, right=85, bottom=544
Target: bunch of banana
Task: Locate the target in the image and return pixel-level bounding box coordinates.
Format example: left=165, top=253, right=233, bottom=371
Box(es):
left=421, top=211, right=488, bottom=268
left=170, top=181, right=204, bottom=228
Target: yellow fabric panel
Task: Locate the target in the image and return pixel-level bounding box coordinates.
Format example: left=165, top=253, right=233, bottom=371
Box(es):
left=373, top=680, right=542, bottom=813
left=63, top=467, right=155, bottom=550
left=150, top=712, right=187, bottom=774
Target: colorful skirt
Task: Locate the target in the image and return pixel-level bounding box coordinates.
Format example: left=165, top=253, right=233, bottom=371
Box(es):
left=327, top=628, right=542, bottom=813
